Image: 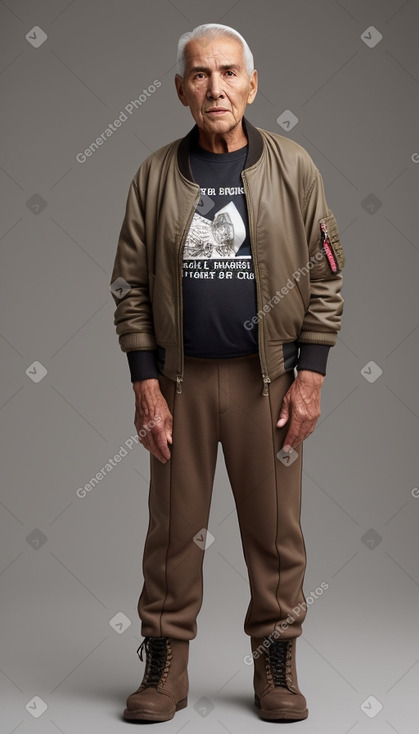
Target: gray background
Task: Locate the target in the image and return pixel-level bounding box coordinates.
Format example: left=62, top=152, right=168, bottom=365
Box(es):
left=1, top=0, right=418, bottom=732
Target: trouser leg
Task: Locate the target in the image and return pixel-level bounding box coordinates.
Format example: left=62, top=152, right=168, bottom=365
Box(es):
left=219, top=354, right=307, bottom=639
left=137, top=360, right=219, bottom=640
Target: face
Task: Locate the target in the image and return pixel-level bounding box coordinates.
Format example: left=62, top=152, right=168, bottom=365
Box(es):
left=175, top=35, right=258, bottom=137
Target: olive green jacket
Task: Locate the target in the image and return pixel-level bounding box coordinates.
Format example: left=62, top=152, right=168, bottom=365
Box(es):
left=110, top=117, right=345, bottom=394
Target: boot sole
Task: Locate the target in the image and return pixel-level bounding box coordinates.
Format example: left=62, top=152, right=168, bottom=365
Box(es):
left=255, top=695, right=308, bottom=721
left=257, top=708, right=309, bottom=721
left=123, top=697, right=188, bottom=722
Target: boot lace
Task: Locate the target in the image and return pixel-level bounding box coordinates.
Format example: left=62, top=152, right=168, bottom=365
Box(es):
left=267, top=639, right=293, bottom=688
left=136, top=636, right=169, bottom=687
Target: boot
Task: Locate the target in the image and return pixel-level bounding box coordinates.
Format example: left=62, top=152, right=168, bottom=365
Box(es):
left=251, top=636, right=308, bottom=721
left=123, top=636, right=189, bottom=722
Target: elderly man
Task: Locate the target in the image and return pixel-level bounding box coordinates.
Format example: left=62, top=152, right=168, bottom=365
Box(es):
left=110, top=22, right=345, bottom=723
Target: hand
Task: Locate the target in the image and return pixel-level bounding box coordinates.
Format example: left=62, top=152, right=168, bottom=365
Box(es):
left=133, top=378, right=173, bottom=463
left=277, top=370, right=325, bottom=452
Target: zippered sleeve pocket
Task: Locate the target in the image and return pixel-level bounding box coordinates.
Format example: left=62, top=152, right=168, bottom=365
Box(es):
left=304, top=170, right=345, bottom=279
left=319, top=213, right=345, bottom=274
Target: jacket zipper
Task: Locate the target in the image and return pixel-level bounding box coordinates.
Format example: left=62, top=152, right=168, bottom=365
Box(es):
left=176, top=188, right=201, bottom=394
left=241, top=171, right=271, bottom=396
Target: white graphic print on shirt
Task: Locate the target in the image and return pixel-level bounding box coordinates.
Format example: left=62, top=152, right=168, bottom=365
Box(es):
left=183, top=201, right=246, bottom=260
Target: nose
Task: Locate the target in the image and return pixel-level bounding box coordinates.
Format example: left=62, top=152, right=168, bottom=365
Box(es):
left=206, top=73, right=224, bottom=100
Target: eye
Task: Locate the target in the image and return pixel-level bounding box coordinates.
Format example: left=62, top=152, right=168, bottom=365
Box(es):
left=225, top=70, right=236, bottom=76
left=194, top=72, right=206, bottom=79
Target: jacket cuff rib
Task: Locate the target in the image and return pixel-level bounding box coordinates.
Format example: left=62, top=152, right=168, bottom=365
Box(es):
left=127, top=350, right=159, bottom=382
left=297, top=343, right=331, bottom=376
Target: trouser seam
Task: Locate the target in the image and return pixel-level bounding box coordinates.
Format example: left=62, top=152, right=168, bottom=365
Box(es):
left=268, top=380, right=282, bottom=630
left=158, top=383, right=177, bottom=637
left=296, top=448, right=307, bottom=615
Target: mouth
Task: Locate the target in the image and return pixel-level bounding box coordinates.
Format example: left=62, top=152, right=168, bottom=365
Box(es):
left=206, top=108, right=229, bottom=115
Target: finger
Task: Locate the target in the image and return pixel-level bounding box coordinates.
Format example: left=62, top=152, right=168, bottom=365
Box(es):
left=277, top=400, right=290, bottom=428
left=136, top=423, right=168, bottom=463
left=142, top=432, right=168, bottom=463
left=147, top=424, right=172, bottom=461
left=284, top=417, right=317, bottom=451
left=298, top=420, right=316, bottom=443
left=153, top=429, right=171, bottom=461
left=165, top=417, right=173, bottom=446
left=283, top=418, right=303, bottom=452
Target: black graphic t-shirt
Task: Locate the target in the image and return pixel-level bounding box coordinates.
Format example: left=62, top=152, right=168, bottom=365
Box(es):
left=183, top=139, right=258, bottom=357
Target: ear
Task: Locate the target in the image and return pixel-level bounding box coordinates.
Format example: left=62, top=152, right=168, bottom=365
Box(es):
left=175, top=74, right=189, bottom=107
left=247, top=69, right=258, bottom=105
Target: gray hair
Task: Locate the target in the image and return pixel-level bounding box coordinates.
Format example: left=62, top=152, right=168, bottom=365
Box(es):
left=176, top=23, right=254, bottom=78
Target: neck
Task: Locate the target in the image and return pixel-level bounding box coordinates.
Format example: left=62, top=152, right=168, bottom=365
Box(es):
left=198, top=120, right=247, bottom=153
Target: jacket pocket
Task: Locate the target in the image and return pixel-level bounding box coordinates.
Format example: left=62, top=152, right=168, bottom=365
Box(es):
left=292, top=274, right=310, bottom=312
left=321, top=212, right=345, bottom=274
left=266, top=278, right=307, bottom=341
left=310, top=210, right=345, bottom=278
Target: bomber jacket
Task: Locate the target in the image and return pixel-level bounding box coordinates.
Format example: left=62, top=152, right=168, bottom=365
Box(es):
left=110, top=117, right=345, bottom=395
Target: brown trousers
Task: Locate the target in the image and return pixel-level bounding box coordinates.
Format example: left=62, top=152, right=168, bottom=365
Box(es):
left=138, top=353, right=307, bottom=641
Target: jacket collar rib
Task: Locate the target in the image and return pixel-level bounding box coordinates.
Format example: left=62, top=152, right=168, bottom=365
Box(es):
left=177, top=116, right=264, bottom=182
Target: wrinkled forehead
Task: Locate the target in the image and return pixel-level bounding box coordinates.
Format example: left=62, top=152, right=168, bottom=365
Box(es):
left=183, top=36, right=245, bottom=72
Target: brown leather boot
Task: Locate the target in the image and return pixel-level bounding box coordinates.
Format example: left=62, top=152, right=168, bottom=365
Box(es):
left=123, top=636, right=189, bottom=722
left=251, top=636, right=308, bottom=721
